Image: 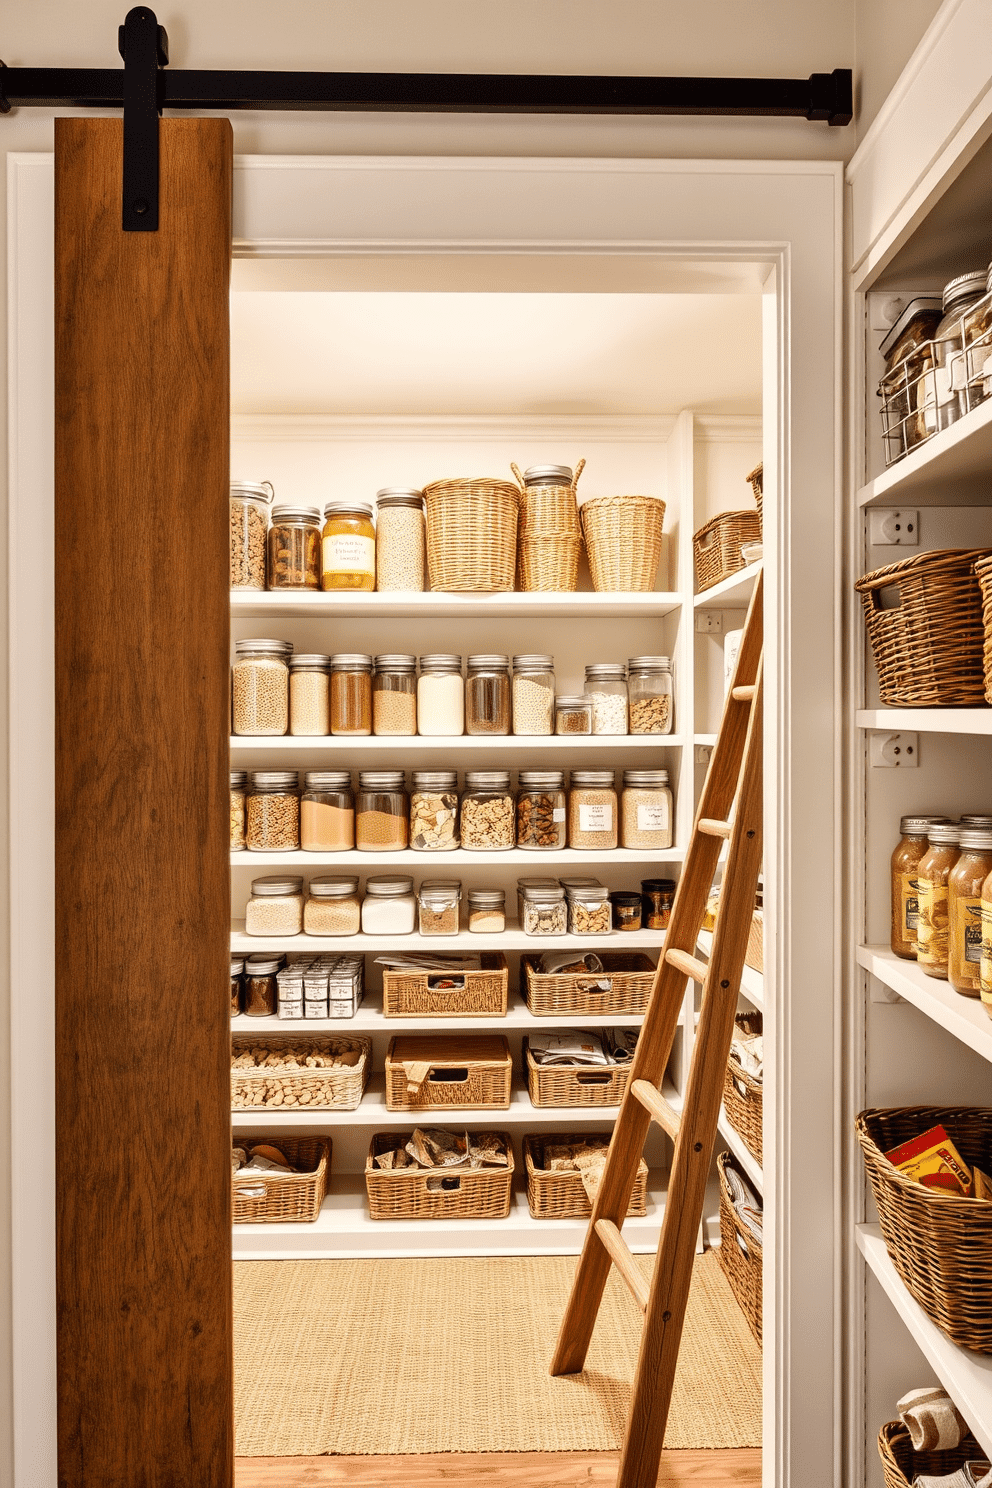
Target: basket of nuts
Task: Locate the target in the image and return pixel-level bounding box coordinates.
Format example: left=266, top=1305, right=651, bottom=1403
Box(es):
left=231, top=1035, right=371, bottom=1111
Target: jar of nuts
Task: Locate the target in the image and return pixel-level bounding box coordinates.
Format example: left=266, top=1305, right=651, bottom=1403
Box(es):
left=230, top=480, right=273, bottom=591
left=231, top=769, right=247, bottom=851
left=267, top=505, right=322, bottom=590
left=373, top=655, right=418, bottom=736
left=288, top=653, right=331, bottom=736
left=568, top=884, right=612, bottom=935
left=521, top=883, right=567, bottom=935
left=584, top=664, right=628, bottom=735
left=410, top=771, right=460, bottom=851
left=245, top=875, right=304, bottom=936
left=517, top=771, right=567, bottom=850
left=461, top=771, right=515, bottom=852
left=627, top=656, right=673, bottom=735
left=247, top=770, right=301, bottom=852
left=568, top=771, right=618, bottom=850
left=232, top=638, right=291, bottom=736
left=418, top=878, right=462, bottom=936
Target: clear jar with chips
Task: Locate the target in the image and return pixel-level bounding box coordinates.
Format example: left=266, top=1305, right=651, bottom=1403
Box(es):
left=330, top=654, right=373, bottom=736
left=627, top=657, right=674, bottom=735
left=373, top=655, right=418, bottom=736
left=230, top=479, right=273, bottom=591
left=232, top=638, right=291, bottom=736
left=267, top=505, right=322, bottom=590
left=230, top=769, right=247, bottom=851
left=288, top=653, right=331, bottom=736
left=246, top=770, right=300, bottom=852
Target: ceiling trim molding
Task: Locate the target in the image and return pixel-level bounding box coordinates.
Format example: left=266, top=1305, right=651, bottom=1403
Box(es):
left=231, top=411, right=761, bottom=443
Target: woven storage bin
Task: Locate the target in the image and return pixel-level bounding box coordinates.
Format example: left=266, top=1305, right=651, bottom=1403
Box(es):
left=856, top=1105, right=992, bottom=1351
left=522, top=952, right=656, bottom=1018
left=524, top=1134, right=647, bottom=1219
left=382, top=953, right=509, bottom=1018
left=366, top=1132, right=514, bottom=1221
left=877, top=1420, right=988, bottom=1488
left=745, top=909, right=764, bottom=974
left=854, top=548, right=992, bottom=707
left=974, top=554, right=992, bottom=704
left=717, top=1151, right=763, bottom=1344
left=512, top=459, right=585, bottom=593
left=747, top=463, right=763, bottom=535
left=385, top=1034, right=512, bottom=1110
left=517, top=537, right=583, bottom=593
left=232, top=1136, right=331, bottom=1224
left=524, top=1040, right=631, bottom=1108
left=422, top=478, right=519, bottom=592
left=723, top=1012, right=763, bottom=1164
left=580, top=494, right=666, bottom=593
left=231, top=1035, right=371, bottom=1112
left=693, top=510, right=762, bottom=592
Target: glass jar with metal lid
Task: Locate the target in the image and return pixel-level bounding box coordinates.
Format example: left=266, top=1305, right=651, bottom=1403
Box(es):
left=244, top=875, right=304, bottom=936
left=301, top=770, right=354, bottom=852
left=584, top=664, right=629, bottom=735
left=516, top=876, right=560, bottom=924
left=610, top=890, right=643, bottom=932
left=321, top=500, right=376, bottom=591
left=232, top=638, right=291, bottom=736
left=246, top=770, right=300, bottom=852
left=949, top=827, right=992, bottom=995
left=642, top=877, right=676, bottom=929
left=418, top=654, right=464, bottom=736
left=230, top=479, right=273, bottom=591
left=230, top=955, right=244, bottom=1015
left=410, top=770, right=460, bottom=851
left=620, top=769, right=673, bottom=850
left=361, top=873, right=416, bottom=934
left=917, top=823, right=961, bottom=980
left=963, top=265, right=992, bottom=414
left=242, top=953, right=282, bottom=1016
left=516, top=770, right=567, bottom=850
left=568, top=770, right=618, bottom=850
left=512, top=654, right=555, bottom=735
left=304, top=875, right=361, bottom=936
left=555, top=694, right=593, bottom=735
left=375, top=488, right=425, bottom=592
left=468, top=888, right=506, bottom=933
left=466, top=655, right=511, bottom=735
left=521, top=883, right=568, bottom=936
left=418, top=878, right=462, bottom=936
left=627, top=656, right=674, bottom=735
left=267, top=504, right=321, bottom=590
left=568, top=884, right=612, bottom=935
left=921, top=272, right=988, bottom=435
left=461, top=771, right=515, bottom=851
left=231, top=769, right=247, bottom=851
left=373, top=654, right=418, bottom=736
left=356, top=770, right=409, bottom=851
left=330, top=653, right=373, bottom=736
left=288, top=653, right=331, bottom=736
left=891, top=814, right=952, bottom=959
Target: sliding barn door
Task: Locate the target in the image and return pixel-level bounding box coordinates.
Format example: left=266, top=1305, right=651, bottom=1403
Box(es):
left=54, top=118, right=234, bottom=1486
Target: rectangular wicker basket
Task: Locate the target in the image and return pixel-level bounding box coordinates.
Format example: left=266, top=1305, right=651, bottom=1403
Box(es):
left=232, top=1136, right=331, bottom=1224
left=382, top=952, right=509, bottom=1018
left=524, top=1040, right=631, bottom=1108
left=723, top=1011, right=763, bottom=1164
left=717, top=1150, right=762, bottom=1344
left=231, top=1035, right=371, bottom=1112
left=365, top=1132, right=514, bottom=1220
left=384, top=1034, right=512, bottom=1110
left=693, top=510, right=762, bottom=592
left=523, top=1134, right=647, bottom=1219
left=522, top=952, right=656, bottom=1018
left=877, top=1420, right=988, bottom=1488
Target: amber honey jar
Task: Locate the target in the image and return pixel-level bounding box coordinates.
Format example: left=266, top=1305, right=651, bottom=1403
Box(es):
left=322, top=501, right=376, bottom=591
left=890, top=815, right=951, bottom=960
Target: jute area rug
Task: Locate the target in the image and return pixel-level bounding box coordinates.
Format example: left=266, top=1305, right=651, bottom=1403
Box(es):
left=233, top=1251, right=760, bottom=1456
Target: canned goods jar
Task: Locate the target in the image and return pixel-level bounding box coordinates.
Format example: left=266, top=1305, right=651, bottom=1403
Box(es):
left=301, top=771, right=354, bottom=852
left=610, top=890, right=643, bottom=931
left=267, top=504, right=321, bottom=590
left=322, top=501, right=376, bottom=591
left=642, top=878, right=676, bottom=930
left=232, top=638, right=291, bottom=736
left=891, top=815, right=952, bottom=959
left=330, top=654, right=373, bottom=736
left=230, top=479, right=273, bottom=591
left=627, top=656, right=674, bottom=734
left=948, top=828, right=992, bottom=996
left=568, top=770, right=618, bottom=850
left=466, top=655, right=511, bottom=735
left=375, top=488, right=425, bottom=592
left=512, top=655, right=555, bottom=736
left=585, top=664, right=628, bottom=735
left=568, top=884, right=612, bottom=935
left=461, top=771, right=515, bottom=851
left=917, top=822, right=961, bottom=979
left=245, top=875, right=304, bottom=937
left=418, top=655, right=464, bottom=736
left=361, top=874, right=416, bottom=934
left=242, top=954, right=283, bottom=1016
left=288, top=653, right=331, bottom=736
left=555, top=695, right=593, bottom=735
left=418, top=878, right=462, bottom=936
left=620, top=770, right=673, bottom=850
left=304, top=875, right=361, bottom=936
left=517, top=770, right=567, bottom=850
left=468, top=888, right=506, bottom=933
left=231, top=769, right=247, bottom=851
left=410, top=770, right=459, bottom=851
left=246, top=770, right=300, bottom=852
left=356, top=771, right=409, bottom=852
left=373, top=654, right=417, bottom=736
left=231, top=955, right=244, bottom=1015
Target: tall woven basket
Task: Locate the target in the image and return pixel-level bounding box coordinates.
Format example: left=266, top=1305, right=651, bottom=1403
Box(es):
left=877, top=1420, right=988, bottom=1488
left=511, top=458, right=585, bottom=592
left=422, top=478, right=520, bottom=592
left=974, top=554, right=992, bottom=703
left=580, top=494, right=666, bottom=592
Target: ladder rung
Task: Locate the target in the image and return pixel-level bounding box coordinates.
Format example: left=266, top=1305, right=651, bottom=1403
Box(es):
left=631, top=1078, right=681, bottom=1141
left=594, top=1219, right=649, bottom=1312
left=664, top=948, right=708, bottom=984
left=731, top=684, right=756, bottom=702
left=698, top=817, right=732, bottom=839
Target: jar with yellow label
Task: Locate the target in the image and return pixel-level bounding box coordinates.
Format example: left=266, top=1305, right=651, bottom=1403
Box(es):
left=916, top=822, right=960, bottom=979
left=980, top=862, right=992, bottom=1021
left=890, top=815, right=951, bottom=959
left=948, top=827, right=992, bottom=997
left=321, top=501, right=376, bottom=591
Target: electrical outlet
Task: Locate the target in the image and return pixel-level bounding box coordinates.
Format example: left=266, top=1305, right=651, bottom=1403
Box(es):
left=869, top=731, right=919, bottom=768
left=695, top=612, right=723, bottom=634
left=869, top=295, right=905, bottom=332
left=869, top=509, right=919, bottom=546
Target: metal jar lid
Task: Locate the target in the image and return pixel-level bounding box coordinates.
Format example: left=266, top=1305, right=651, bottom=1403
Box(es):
left=628, top=655, right=672, bottom=672
left=231, top=480, right=274, bottom=504
left=570, top=770, right=616, bottom=788
left=330, top=653, right=373, bottom=671
left=523, top=464, right=572, bottom=485
left=250, top=875, right=304, bottom=896
left=467, top=654, right=510, bottom=671
left=271, top=504, right=321, bottom=525
left=610, top=890, right=643, bottom=906
left=243, top=956, right=283, bottom=976
left=464, top=771, right=512, bottom=790
left=560, top=876, right=603, bottom=890
left=585, top=663, right=627, bottom=681
left=375, top=654, right=417, bottom=671
left=571, top=884, right=610, bottom=903
left=230, top=770, right=248, bottom=789
left=926, top=823, right=961, bottom=846
left=420, top=877, right=462, bottom=899
left=513, top=654, right=554, bottom=671
left=375, top=487, right=424, bottom=507
left=234, top=638, right=292, bottom=657
left=288, top=652, right=331, bottom=671
left=303, top=770, right=353, bottom=791
left=900, top=815, right=953, bottom=835
left=468, top=888, right=506, bottom=905
left=518, top=771, right=565, bottom=789
left=957, top=829, right=992, bottom=851
left=308, top=875, right=360, bottom=898
left=230, top=956, right=245, bottom=975
left=942, top=271, right=988, bottom=311
left=249, top=770, right=299, bottom=791
left=556, top=694, right=591, bottom=710
left=641, top=878, right=676, bottom=891
left=246, top=951, right=286, bottom=967
left=419, top=654, right=462, bottom=673
left=623, top=770, right=670, bottom=786
left=517, top=876, right=560, bottom=891
left=412, top=770, right=458, bottom=790
left=960, top=815, right=992, bottom=824
left=524, top=884, right=566, bottom=902
left=358, top=770, right=406, bottom=789
left=365, top=873, right=415, bottom=896
left=323, top=500, right=374, bottom=519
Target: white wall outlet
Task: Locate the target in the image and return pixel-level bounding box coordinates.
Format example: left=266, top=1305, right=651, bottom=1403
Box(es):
left=869, top=295, right=905, bottom=332
left=695, top=612, right=723, bottom=634
left=869, top=731, right=919, bottom=768
left=869, top=509, right=919, bottom=546
left=694, top=745, right=713, bottom=764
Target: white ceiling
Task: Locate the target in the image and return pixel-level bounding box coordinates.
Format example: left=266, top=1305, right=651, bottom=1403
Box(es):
left=230, top=291, right=763, bottom=418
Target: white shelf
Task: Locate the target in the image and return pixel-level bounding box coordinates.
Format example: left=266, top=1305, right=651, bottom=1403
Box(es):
left=231, top=733, right=685, bottom=753
left=857, top=398, right=992, bottom=509
left=231, top=591, right=683, bottom=620
left=717, top=1108, right=763, bottom=1194
left=857, top=1223, right=992, bottom=1460
left=696, top=929, right=764, bottom=1010
left=233, top=846, right=687, bottom=868
left=694, top=733, right=718, bottom=747
left=857, top=945, right=992, bottom=1064
left=231, top=917, right=665, bottom=956
left=230, top=986, right=658, bottom=1033
left=857, top=708, right=992, bottom=736
left=693, top=562, right=761, bottom=610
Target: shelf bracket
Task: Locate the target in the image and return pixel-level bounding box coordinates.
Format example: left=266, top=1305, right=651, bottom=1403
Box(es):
left=118, top=6, right=168, bottom=232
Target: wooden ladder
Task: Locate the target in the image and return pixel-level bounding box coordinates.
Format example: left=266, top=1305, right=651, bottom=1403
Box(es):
left=549, top=570, right=764, bottom=1488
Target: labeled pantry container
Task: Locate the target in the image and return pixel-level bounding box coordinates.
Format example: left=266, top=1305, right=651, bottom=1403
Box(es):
left=321, top=501, right=376, bottom=590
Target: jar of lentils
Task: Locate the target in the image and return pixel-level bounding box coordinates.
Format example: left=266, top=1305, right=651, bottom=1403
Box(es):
left=620, top=769, right=673, bottom=849
left=410, top=770, right=460, bottom=851
left=330, top=654, right=373, bottom=736
left=569, top=770, right=618, bottom=850
left=245, top=875, right=304, bottom=936
left=512, top=655, right=555, bottom=735
left=231, top=769, right=247, bottom=851
left=232, top=638, right=291, bottom=736
left=461, top=771, right=515, bottom=851
left=517, top=770, right=567, bottom=850
left=466, top=655, right=511, bottom=735
left=418, top=655, right=464, bottom=736
left=585, top=664, right=628, bottom=735
left=375, top=488, right=425, bottom=592
left=356, top=771, right=409, bottom=852
left=555, top=695, right=593, bottom=735
left=628, top=656, right=673, bottom=735
left=288, top=653, right=331, bottom=736
left=230, top=479, right=273, bottom=591
left=373, top=654, right=418, bottom=736
left=246, top=770, right=300, bottom=852
left=267, top=505, right=322, bottom=590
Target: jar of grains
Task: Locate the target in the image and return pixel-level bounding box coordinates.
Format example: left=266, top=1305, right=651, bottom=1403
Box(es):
left=512, top=655, right=556, bottom=736
left=304, top=875, right=361, bottom=936
left=410, top=770, right=460, bottom=851
left=231, top=955, right=244, bottom=1015
left=555, top=695, right=593, bottom=735
left=418, top=655, right=464, bottom=736
left=466, top=655, right=511, bottom=735
left=627, top=656, right=674, bottom=735
left=301, top=771, right=355, bottom=852
left=356, top=771, right=409, bottom=852
left=917, top=822, right=961, bottom=979
left=245, top=875, right=304, bottom=936
left=522, top=883, right=568, bottom=936
left=642, top=878, right=676, bottom=929
left=373, top=654, right=418, bottom=736
left=242, top=954, right=282, bottom=1016
left=231, top=769, right=247, bottom=851
left=247, top=770, right=300, bottom=852
left=267, top=505, right=322, bottom=590
left=374, top=488, right=426, bottom=592
left=948, top=828, right=992, bottom=996
left=321, top=501, right=376, bottom=591
left=330, top=654, right=373, bottom=736
left=361, top=874, right=416, bottom=934
left=517, top=770, right=567, bottom=850
left=568, top=771, right=618, bottom=850
left=461, top=771, right=516, bottom=851
left=288, top=653, right=331, bottom=736
left=584, top=664, right=628, bottom=735
left=891, top=815, right=951, bottom=959
left=620, top=770, right=674, bottom=850
left=232, top=638, right=291, bottom=736
left=418, top=879, right=462, bottom=936
left=568, top=884, right=612, bottom=935
left=468, top=888, right=506, bottom=933
left=230, top=480, right=273, bottom=591
left=610, top=890, right=643, bottom=931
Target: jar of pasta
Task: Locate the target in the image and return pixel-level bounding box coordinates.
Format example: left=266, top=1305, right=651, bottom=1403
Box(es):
left=321, top=501, right=376, bottom=591
left=246, top=771, right=300, bottom=852
left=301, top=771, right=354, bottom=853
left=230, top=479, right=273, bottom=590
left=466, top=655, right=511, bottom=735
left=288, top=653, right=331, bottom=736
left=356, top=771, right=409, bottom=852
left=375, top=488, right=425, bottom=592
left=512, top=655, right=555, bottom=736
left=627, top=657, right=673, bottom=735
left=232, top=638, right=291, bottom=736
left=517, top=771, right=567, bottom=850
left=585, top=664, right=628, bottom=735
left=916, top=822, right=961, bottom=979
left=418, top=879, right=462, bottom=936
left=330, top=654, right=373, bottom=736
left=418, top=655, right=464, bottom=736
left=245, top=875, right=304, bottom=937
left=568, top=771, right=618, bottom=850
left=373, top=655, right=417, bottom=736
left=891, top=815, right=951, bottom=959
left=620, top=770, right=673, bottom=850
left=230, top=769, right=247, bottom=851
left=304, top=875, right=361, bottom=936
left=948, top=828, right=992, bottom=996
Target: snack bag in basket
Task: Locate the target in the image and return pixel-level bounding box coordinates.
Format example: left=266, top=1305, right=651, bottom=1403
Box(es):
left=884, top=1123, right=972, bottom=1195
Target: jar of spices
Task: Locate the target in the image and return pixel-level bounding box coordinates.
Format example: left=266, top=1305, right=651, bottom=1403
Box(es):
left=330, top=654, right=373, bottom=736
left=891, top=815, right=951, bottom=959
left=301, top=771, right=355, bottom=853
left=418, top=879, right=462, bottom=936
left=642, top=878, right=676, bottom=930
left=627, top=657, right=674, bottom=735
left=621, top=770, right=674, bottom=850
left=461, top=771, right=515, bottom=851
left=512, top=655, right=556, bottom=736
left=246, top=770, right=300, bottom=852
left=948, top=828, right=992, bottom=996
left=468, top=888, right=506, bottom=933
left=230, top=955, right=244, bottom=1015
left=267, top=505, right=321, bottom=590
left=245, top=875, right=304, bottom=936
left=922, top=273, right=988, bottom=435
left=232, top=638, right=291, bottom=736
left=466, top=655, right=511, bottom=735
left=373, top=655, right=418, bottom=736
left=585, top=664, right=628, bottom=735
left=610, top=890, right=643, bottom=932
left=418, top=655, right=464, bottom=736
left=521, top=883, right=568, bottom=936
left=568, top=771, right=618, bottom=850
left=242, top=954, right=282, bottom=1016
left=321, top=501, right=376, bottom=591
left=304, top=875, right=361, bottom=936
left=288, top=653, right=331, bottom=736
left=410, top=771, right=460, bottom=851
left=517, top=771, right=567, bottom=850
left=356, top=771, right=409, bottom=852
left=568, top=884, right=612, bottom=935
left=230, top=479, right=273, bottom=591
left=375, top=488, right=425, bottom=592
left=555, top=695, right=593, bottom=735
left=361, top=874, right=416, bottom=934
left=231, top=769, right=247, bottom=851
left=916, top=822, right=961, bottom=979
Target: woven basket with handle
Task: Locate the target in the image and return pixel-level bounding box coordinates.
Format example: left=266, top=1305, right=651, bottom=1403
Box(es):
left=693, top=510, right=762, bottom=592
left=422, top=477, right=520, bottom=592
left=366, top=1132, right=514, bottom=1220
left=723, top=1011, right=763, bottom=1164
left=524, top=1134, right=647, bottom=1219
left=524, top=1040, right=630, bottom=1108
left=877, top=1420, right=988, bottom=1488
left=717, top=1151, right=762, bottom=1343
left=580, top=494, right=666, bottom=593
left=232, top=1136, right=330, bottom=1224
left=521, top=952, right=656, bottom=1017
left=511, top=459, right=585, bottom=592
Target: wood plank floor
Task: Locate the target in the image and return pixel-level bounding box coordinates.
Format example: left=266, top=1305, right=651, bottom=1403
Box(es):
left=236, top=1449, right=761, bottom=1486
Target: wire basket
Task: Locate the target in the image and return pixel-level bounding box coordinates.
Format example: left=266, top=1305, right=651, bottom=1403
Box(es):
left=693, top=511, right=762, bottom=592
left=717, top=1151, right=762, bottom=1344
left=524, top=1134, right=647, bottom=1219
left=877, top=1420, right=988, bottom=1488
left=422, top=478, right=520, bottom=592
left=366, top=1133, right=514, bottom=1220
left=232, top=1136, right=331, bottom=1224
left=580, top=494, right=666, bottom=593
left=723, top=1011, right=763, bottom=1164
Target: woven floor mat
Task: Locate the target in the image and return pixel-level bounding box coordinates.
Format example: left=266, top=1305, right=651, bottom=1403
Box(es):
left=233, top=1250, right=761, bottom=1456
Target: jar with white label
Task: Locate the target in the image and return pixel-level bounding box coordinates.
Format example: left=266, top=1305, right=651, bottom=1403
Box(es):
left=244, top=875, right=304, bottom=936
left=288, top=653, right=331, bottom=736
left=361, top=874, right=416, bottom=934
left=620, top=770, right=673, bottom=850
left=418, top=879, right=462, bottom=936
left=418, top=655, right=464, bottom=736
left=516, top=771, right=567, bottom=850
left=627, top=657, right=673, bottom=735
left=585, top=664, right=629, bottom=735
left=375, top=488, right=426, bottom=592
left=232, top=638, right=291, bottom=736
left=321, top=501, right=376, bottom=591
left=512, top=655, right=555, bottom=735
left=568, top=770, right=618, bottom=850
left=948, top=828, right=992, bottom=996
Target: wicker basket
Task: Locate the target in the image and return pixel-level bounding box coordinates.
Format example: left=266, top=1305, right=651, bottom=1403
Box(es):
left=877, top=1419, right=988, bottom=1488
left=422, top=478, right=520, bottom=592
left=580, top=494, right=666, bottom=593
left=856, top=1106, right=992, bottom=1351
left=522, top=952, right=656, bottom=1018
left=524, top=1040, right=631, bottom=1108
left=723, top=1012, right=763, bottom=1164
left=693, top=511, right=763, bottom=593
left=231, top=1035, right=371, bottom=1112
left=366, top=1132, right=514, bottom=1221
left=385, top=1034, right=512, bottom=1110
left=746, top=463, right=763, bottom=535
left=232, top=1136, right=331, bottom=1224
left=382, top=953, right=509, bottom=1018
left=717, top=1151, right=762, bottom=1344
left=745, top=910, right=764, bottom=974
left=854, top=548, right=992, bottom=707
left=512, top=460, right=585, bottom=593
left=517, top=537, right=583, bottom=593
left=524, top=1134, right=647, bottom=1219
left=974, top=554, right=992, bottom=704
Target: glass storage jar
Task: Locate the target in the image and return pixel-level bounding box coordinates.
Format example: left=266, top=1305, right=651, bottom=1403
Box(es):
left=330, top=654, right=373, bottom=736
left=948, top=828, right=992, bottom=996
left=245, top=875, right=304, bottom=936
left=468, top=888, right=506, bottom=933
left=418, top=878, right=462, bottom=936
left=891, top=815, right=951, bottom=959
left=610, top=890, right=643, bottom=931
left=230, top=769, right=247, bottom=851
left=512, top=655, right=555, bottom=735
left=555, top=694, right=593, bottom=735
left=466, top=655, right=511, bottom=735
left=410, top=770, right=460, bottom=851
left=916, top=822, right=961, bottom=980
left=627, top=656, right=674, bottom=735
left=981, top=859, right=992, bottom=1021
left=620, top=770, right=674, bottom=850
left=301, top=770, right=354, bottom=852
left=361, top=874, right=416, bottom=934
left=356, top=771, right=409, bottom=851
left=373, top=654, right=418, bottom=736
left=232, top=638, right=291, bottom=736
left=461, top=771, right=515, bottom=851
left=516, top=876, right=560, bottom=924
left=321, top=501, right=376, bottom=590
left=267, top=504, right=321, bottom=590
left=568, top=770, right=618, bottom=850
left=921, top=272, right=988, bottom=435
left=963, top=271, right=992, bottom=413
left=288, top=653, right=331, bottom=736
left=375, top=488, right=425, bottom=592
left=516, top=770, right=567, bottom=850
left=230, top=479, right=273, bottom=591
left=242, top=954, right=282, bottom=1016
left=521, top=883, right=568, bottom=936
left=246, top=770, right=300, bottom=852
left=585, top=664, right=628, bottom=735
left=418, top=655, right=464, bottom=736
left=568, top=884, right=612, bottom=935
left=642, top=878, right=676, bottom=930
left=304, top=875, right=361, bottom=936
left=231, top=955, right=244, bottom=1015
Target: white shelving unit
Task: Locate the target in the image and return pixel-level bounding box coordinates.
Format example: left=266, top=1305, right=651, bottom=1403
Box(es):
left=856, top=709, right=992, bottom=735
left=231, top=919, right=667, bottom=957
left=693, top=561, right=762, bottom=610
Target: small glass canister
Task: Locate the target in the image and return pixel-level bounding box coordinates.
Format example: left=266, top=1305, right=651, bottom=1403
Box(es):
left=610, top=890, right=643, bottom=932
left=373, top=654, right=418, bottom=736
left=642, top=877, right=676, bottom=930
left=288, top=653, right=331, bottom=736
left=230, top=479, right=273, bottom=591
left=948, top=827, right=992, bottom=996
left=410, top=770, right=460, bottom=851
left=627, top=656, right=674, bottom=735
left=418, top=878, right=462, bottom=936
left=301, top=770, right=354, bottom=852
left=963, top=268, right=992, bottom=414
left=418, top=655, right=464, bottom=736
left=230, top=955, right=244, bottom=1015
left=330, top=653, right=373, bottom=736
left=568, top=770, right=618, bottom=850
left=231, top=769, right=247, bottom=851
left=555, top=694, right=593, bottom=735
left=322, top=501, right=376, bottom=591
left=516, top=876, right=560, bottom=925
left=585, top=663, right=629, bottom=735
left=461, top=771, right=515, bottom=851
left=245, top=875, right=304, bottom=936
left=361, top=874, right=416, bottom=934
left=267, top=504, right=322, bottom=590
left=246, top=770, right=300, bottom=852
left=516, top=770, right=567, bottom=850
left=232, top=638, right=291, bottom=736
left=356, top=770, right=409, bottom=851
left=468, top=888, right=506, bottom=933
left=242, top=954, right=282, bottom=1016
left=921, top=272, right=988, bottom=435
left=568, top=884, right=612, bottom=935
left=620, top=769, right=674, bottom=850
left=521, top=883, right=568, bottom=936
left=304, top=875, right=361, bottom=936
left=466, top=655, right=511, bottom=735
left=512, top=655, right=555, bottom=735
left=375, top=488, right=425, bottom=592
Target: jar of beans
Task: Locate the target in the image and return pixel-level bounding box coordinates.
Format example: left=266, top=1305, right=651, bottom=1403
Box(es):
left=620, top=770, right=673, bottom=849
left=461, top=771, right=515, bottom=851
left=356, top=771, right=409, bottom=852
left=242, top=954, right=282, bottom=1016
left=230, top=479, right=273, bottom=591
left=232, top=638, right=291, bottom=736
left=267, top=505, right=321, bottom=590
left=289, top=653, right=331, bottom=736
left=247, top=770, right=301, bottom=852
left=466, top=655, right=511, bottom=735
left=512, top=655, right=555, bottom=736
left=375, top=488, right=425, bottom=592
left=568, top=771, right=618, bottom=850
left=231, top=769, right=247, bottom=851
left=517, top=771, right=567, bottom=850
left=373, top=655, right=418, bottom=736
left=555, top=695, right=592, bottom=735
left=231, top=955, right=244, bottom=1015
left=627, top=656, right=673, bottom=735
left=330, top=654, right=373, bottom=736
left=584, top=664, right=628, bottom=735
left=304, top=875, right=361, bottom=936
left=245, top=876, right=304, bottom=936
left=410, top=771, right=460, bottom=851
left=301, top=771, right=354, bottom=852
